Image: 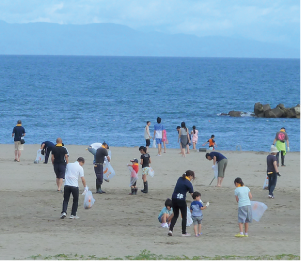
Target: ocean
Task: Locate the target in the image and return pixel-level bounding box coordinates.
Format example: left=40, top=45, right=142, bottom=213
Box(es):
left=0, top=55, right=299, bottom=151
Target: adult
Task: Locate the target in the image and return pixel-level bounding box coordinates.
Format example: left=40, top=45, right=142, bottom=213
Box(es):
left=266, top=145, right=280, bottom=199
left=60, top=157, right=88, bottom=219
left=272, top=127, right=290, bottom=167
left=168, top=170, right=195, bottom=237
left=40, top=141, right=55, bottom=164
left=144, top=121, right=151, bottom=152
left=51, top=138, right=69, bottom=192
left=139, top=146, right=151, bottom=193
left=12, top=120, right=25, bottom=162
left=176, top=126, right=181, bottom=153
left=205, top=151, right=228, bottom=187
left=191, top=126, right=198, bottom=151
left=88, top=142, right=110, bottom=194
left=153, top=117, right=165, bottom=156
left=178, top=122, right=190, bottom=157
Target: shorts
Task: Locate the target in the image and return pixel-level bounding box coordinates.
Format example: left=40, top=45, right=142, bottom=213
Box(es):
left=53, top=163, right=66, bottom=179
left=218, top=158, right=228, bottom=178
left=14, top=141, right=24, bottom=151
left=142, top=167, right=150, bottom=175
left=238, top=205, right=252, bottom=223
left=145, top=139, right=150, bottom=147
left=156, top=138, right=162, bottom=145
left=208, top=146, right=213, bottom=150
left=158, top=215, right=163, bottom=223
left=192, top=215, right=203, bottom=225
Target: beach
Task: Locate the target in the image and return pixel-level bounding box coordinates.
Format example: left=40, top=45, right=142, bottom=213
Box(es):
left=0, top=144, right=299, bottom=259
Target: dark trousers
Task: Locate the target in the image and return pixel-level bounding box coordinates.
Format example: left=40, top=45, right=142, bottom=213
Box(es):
left=268, top=172, right=277, bottom=197
left=62, top=185, right=79, bottom=216
left=94, top=164, right=103, bottom=186
left=276, top=151, right=285, bottom=166
left=169, top=198, right=187, bottom=234
left=44, top=148, right=51, bottom=163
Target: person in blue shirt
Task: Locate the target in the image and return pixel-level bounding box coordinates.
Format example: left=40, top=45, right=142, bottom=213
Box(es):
left=12, top=120, right=26, bottom=162
left=234, top=177, right=252, bottom=237
left=158, top=198, right=174, bottom=228
left=168, top=170, right=195, bottom=237
left=190, top=191, right=209, bottom=237
left=40, top=141, right=55, bottom=164
left=153, top=117, right=165, bottom=156
left=205, top=151, right=228, bottom=187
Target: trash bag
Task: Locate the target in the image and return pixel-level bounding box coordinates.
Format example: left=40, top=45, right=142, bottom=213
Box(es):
left=34, top=149, right=45, bottom=164
left=186, top=207, right=193, bottom=226
left=84, top=190, right=95, bottom=209
left=251, top=201, right=268, bottom=222
left=152, top=139, right=156, bottom=148
left=103, top=161, right=115, bottom=181
left=213, top=164, right=218, bottom=178
left=148, top=167, right=155, bottom=177
left=128, top=165, right=138, bottom=186
left=263, top=175, right=269, bottom=190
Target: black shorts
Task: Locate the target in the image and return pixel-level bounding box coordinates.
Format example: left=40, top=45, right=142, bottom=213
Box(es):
left=145, top=139, right=150, bottom=147
left=53, top=163, right=66, bottom=179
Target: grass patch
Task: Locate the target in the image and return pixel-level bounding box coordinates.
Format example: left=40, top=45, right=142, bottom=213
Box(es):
left=25, top=250, right=300, bottom=260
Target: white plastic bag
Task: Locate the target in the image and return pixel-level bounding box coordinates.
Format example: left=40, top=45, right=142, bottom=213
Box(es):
left=251, top=201, right=268, bottom=222
left=34, top=149, right=45, bottom=164
left=128, top=165, right=138, bottom=186
left=152, top=139, right=156, bottom=148
left=213, top=164, right=218, bottom=178
left=84, top=190, right=95, bottom=209
left=263, top=175, right=269, bottom=190
left=186, top=207, right=193, bottom=226
left=148, top=167, right=155, bottom=177
left=103, top=161, right=116, bottom=181
left=90, top=143, right=103, bottom=150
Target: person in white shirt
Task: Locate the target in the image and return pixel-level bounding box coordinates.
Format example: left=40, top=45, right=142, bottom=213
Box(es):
left=60, top=157, right=88, bottom=219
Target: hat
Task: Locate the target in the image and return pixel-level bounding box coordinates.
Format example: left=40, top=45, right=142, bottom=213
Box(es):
left=270, top=145, right=279, bottom=154
left=281, top=127, right=286, bottom=130
left=130, top=158, right=138, bottom=163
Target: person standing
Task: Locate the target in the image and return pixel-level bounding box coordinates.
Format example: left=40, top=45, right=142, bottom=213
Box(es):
left=89, top=142, right=110, bottom=194
left=202, top=135, right=217, bottom=150
left=178, top=122, right=190, bottom=157
left=267, top=145, right=280, bottom=199
left=191, top=126, right=198, bottom=151
left=272, top=127, right=290, bottom=167
left=60, top=157, right=88, bottom=219
left=144, top=121, right=151, bottom=152
left=162, top=129, right=168, bottom=153
left=139, top=146, right=151, bottom=193
left=205, top=151, right=228, bottom=187
left=51, top=138, right=69, bottom=192
left=168, top=170, right=195, bottom=237
left=40, top=141, right=55, bottom=164
left=153, top=117, right=165, bottom=156
left=12, top=120, right=25, bottom=162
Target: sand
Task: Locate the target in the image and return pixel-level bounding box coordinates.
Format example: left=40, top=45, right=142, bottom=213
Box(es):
left=0, top=144, right=299, bottom=259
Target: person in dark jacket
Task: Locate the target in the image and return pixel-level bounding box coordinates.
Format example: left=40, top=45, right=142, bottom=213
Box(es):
left=12, top=120, right=25, bottom=162
left=40, top=141, right=55, bottom=164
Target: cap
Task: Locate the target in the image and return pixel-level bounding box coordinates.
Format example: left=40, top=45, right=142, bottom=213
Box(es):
left=103, top=141, right=109, bottom=149
left=130, top=158, right=138, bottom=163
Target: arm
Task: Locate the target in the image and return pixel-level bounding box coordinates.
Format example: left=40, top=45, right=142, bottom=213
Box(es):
left=106, top=155, right=111, bottom=162
left=273, top=160, right=279, bottom=173
left=235, top=195, right=239, bottom=203
left=81, top=176, right=87, bottom=188
left=213, top=156, right=217, bottom=165
left=146, top=126, right=151, bottom=137
left=41, top=143, right=45, bottom=150
left=149, top=157, right=151, bottom=164
left=140, top=158, right=143, bottom=166
left=287, top=139, right=289, bottom=148
left=202, top=141, right=208, bottom=146
left=272, top=138, right=276, bottom=145
left=153, top=130, right=156, bottom=140
left=200, top=206, right=207, bottom=210
left=248, top=191, right=252, bottom=200
left=51, top=154, right=54, bottom=164
left=65, top=154, right=69, bottom=164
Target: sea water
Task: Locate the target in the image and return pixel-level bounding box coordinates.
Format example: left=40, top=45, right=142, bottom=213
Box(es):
left=0, top=55, right=299, bottom=151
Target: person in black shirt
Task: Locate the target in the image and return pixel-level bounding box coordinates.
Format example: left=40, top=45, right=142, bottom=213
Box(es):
left=139, top=146, right=151, bottom=193
left=12, top=120, right=25, bottom=162
left=51, top=138, right=69, bottom=192
left=266, top=145, right=280, bottom=199
left=40, top=141, right=55, bottom=164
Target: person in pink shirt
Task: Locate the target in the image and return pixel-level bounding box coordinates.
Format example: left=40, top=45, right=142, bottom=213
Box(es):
left=162, top=129, right=168, bottom=153
left=191, top=126, right=198, bottom=151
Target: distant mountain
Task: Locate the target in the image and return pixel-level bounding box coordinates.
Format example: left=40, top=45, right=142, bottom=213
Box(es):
left=0, top=21, right=299, bottom=58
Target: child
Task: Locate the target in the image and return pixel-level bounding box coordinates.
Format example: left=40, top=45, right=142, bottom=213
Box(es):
left=127, top=158, right=139, bottom=195
left=158, top=198, right=174, bottom=228
left=191, top=126, right=198, bottom=150
left=190, top=191, right=209, bottom=237
left=162, top=129, right=168, bottom=153
left=202, top=135, right=217, bottom=150
left=139, top=146, right=151, bottom=193
left=234, top=177, right=252, bottom=237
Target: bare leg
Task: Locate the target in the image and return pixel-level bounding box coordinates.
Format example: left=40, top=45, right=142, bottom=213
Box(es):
left=193, top=225, right=198, bottom=236
left=142, top=174, right=147, bottom=182
left=245, top=223, right=249, bottom=234
left=17, top=150, right=21, bottom=161
left=198, top=223, right=202, bottom=234
left=186, top=144, right=190, bottom=154
left=163, top=142, right=166, bottom=153
left=216, top=177, right=222, bottom=187
left=158, top=144, right=162, bottom=155
left=146, top=146, right=149, bottom=153
left=193, top=142, right=196, bottom=150
left=161, top=213, right=167, bottom=223
left=14, top=150, right=18, bottom=160
left=181, top=148, right=186, bottom=157
left=57, top=178, right=64, bottom=191
left=238, top=223, right=243, bottom=233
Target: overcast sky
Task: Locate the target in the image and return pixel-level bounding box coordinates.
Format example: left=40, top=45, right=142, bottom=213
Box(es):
left=0, top=0, right=299, bottom=48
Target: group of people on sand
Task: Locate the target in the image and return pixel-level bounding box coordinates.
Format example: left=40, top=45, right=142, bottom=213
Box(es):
left=144, top=117, right=217, bottom=157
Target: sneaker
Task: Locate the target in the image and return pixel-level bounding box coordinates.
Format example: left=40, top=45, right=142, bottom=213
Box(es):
left=198, top=233, right=202, bottom=236
left=60, top=212, right=66, bottom=219
left=69, top=215, right=79, bottom=219
left=235, top=233, right=244, bottom=237
left=268, top=195, right=272, bottom=198
left=104, top=179, right=109, bottom=182
left=182, top=233, right=191, bottom=237
left=168, top=230, right=173, bottom=236
left=244, top=234, right=249, bottom=237
left=161, top=223, right=169, bottom=228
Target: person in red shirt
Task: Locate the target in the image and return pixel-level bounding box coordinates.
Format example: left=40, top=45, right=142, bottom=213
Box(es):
left=127, top=158, right=139, bottom=195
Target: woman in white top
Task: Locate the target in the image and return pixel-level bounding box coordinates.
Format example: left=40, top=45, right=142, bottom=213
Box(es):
left=144, top=121, right=151, bottom=152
